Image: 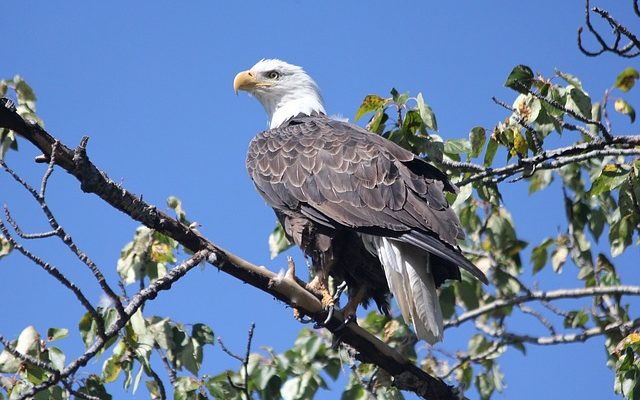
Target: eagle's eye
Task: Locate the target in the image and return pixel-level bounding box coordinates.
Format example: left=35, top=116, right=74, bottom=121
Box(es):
left=267, top=71, right=280, bottom=80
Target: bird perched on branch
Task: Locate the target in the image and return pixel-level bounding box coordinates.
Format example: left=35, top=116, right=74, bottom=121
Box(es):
left=234, top=59, right=487, bottom=343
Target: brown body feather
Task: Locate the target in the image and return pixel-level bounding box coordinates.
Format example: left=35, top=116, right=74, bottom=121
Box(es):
left=246, top=113, right=486, bottom=315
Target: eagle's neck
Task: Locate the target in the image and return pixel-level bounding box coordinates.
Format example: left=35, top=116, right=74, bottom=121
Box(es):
left=258, top=90, right=326, bottom=129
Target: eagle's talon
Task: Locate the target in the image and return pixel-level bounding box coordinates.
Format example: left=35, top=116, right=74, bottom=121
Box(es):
left=332, top=281, right=348, bottom=304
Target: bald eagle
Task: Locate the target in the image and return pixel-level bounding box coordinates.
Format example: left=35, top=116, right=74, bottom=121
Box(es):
left=234, top=59, right=487, bottom=343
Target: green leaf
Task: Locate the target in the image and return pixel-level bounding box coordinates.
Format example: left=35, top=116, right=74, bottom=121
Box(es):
left=79, top=313, right=98, bottom=349
left=513, top=94, right=541, bottom=124
left=390, top=88, right=409, bottom=107
left=192, top=323, right=215, bottom=346
left=528, top=170, right=553, bottom=194
left=174, top=377, right=201, bottom=400
left=77, top=375, right=112, bottom=400
left=451, top=184, right=472, bottom=209
left=614, top=67, right=640, bottom=92
left=610, top=215, right=634, bottom=257
left=424, top=139, right=444, bottom=162
left=469, top=127, right=486, bottom=158
left=551, top=243, right=569, bottom=273
left=0, top=346, right=20, bottom=374
left=483, top=138, right=499, bottom=167
left=615, top=98, right=636, bottom=123
left=46, top=347, right=65, bottom=371
left=455, top=280, right=479, bottom=310
left=556, top=69, right=583, bottom=90
left=531, top=238, right=553, bottom=274
left=366, top=108, right=387, bottom=134
left=355, top=95, right=386, bottom=121
left=444, top=139, right=471, bottom=157
left=565, top=86, right=592, bottom=119
left=101, top=355, right=122, bottom=383
left=0, top=234, right=12, bottom=259
left=416, top=93, right=437, bottom=130
left=46, top=328, right=68, bottom=342
left=564, top=310, right=589, bottom=329
left=167, top=196, right=191, bottom=224
left=589, top=164, right=631, bottom=196
left=268, top=222, right=292, bottom=259
left=511, top=130, right=528, bottom=158
left=504, top=65, right=534, bottom=93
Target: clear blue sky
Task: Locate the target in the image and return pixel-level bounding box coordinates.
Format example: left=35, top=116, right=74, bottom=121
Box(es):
left=1, top=1, right=638, bottom=399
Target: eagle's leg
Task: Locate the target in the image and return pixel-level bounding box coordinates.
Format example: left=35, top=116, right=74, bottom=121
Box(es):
left=335, top=286, right=367, bottom=332
left=306, top=274, right=334, bottom=309
left=332, top=281, right=348, bottom=304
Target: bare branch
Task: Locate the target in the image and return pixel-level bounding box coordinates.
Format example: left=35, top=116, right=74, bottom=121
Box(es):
left=0, top=219, right=106, bottom=337
left=218, top=323, right=256, bottom=400
left=157, top=347, right=177, bottom=386
left=0, top=159, right=125, bottom=318
left=0, top=334, right=60, bottom=376
left=445, top=285, right=640, bottom=329
left=478, top=317, right=640, bottom=346
left=578, top=0, right=640, bottom=58
left=14, top=250, right=209, bottom=400
left=459, top=137, right=640, bottom=185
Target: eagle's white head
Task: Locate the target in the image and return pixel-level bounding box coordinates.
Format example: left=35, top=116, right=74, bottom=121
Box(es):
left=234, top=59, right=326, bottom=129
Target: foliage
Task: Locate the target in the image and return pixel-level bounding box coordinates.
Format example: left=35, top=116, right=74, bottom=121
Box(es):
left=2, top=38, right=640, bottom=400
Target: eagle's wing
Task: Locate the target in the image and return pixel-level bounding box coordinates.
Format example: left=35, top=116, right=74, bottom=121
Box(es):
left=246, top=115, right=486, bottom=284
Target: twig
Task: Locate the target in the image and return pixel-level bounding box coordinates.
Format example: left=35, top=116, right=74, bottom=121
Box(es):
left=491, top=97, right=542, bottom=153
left=0, top=159, right=126, bottom=319
left=0, top=220, right=106, bottom=337
left=12, top=251, right=209, bottom=400
left=578, top=0, right=640, bottom=58
left=459, top=137, right=640, bottom=185
left=439, top=158, right=485, bottom=172
left=520, top=84, right=612, bottom=140
left=157, top=347, right=177, bottom=386
left=217, top=323, right=255, bottom=400
left=518, top=305, right=556, bottom=335
left=0, top=334, right=60, bottom=375
left=145, top=363, right=167, bottom=400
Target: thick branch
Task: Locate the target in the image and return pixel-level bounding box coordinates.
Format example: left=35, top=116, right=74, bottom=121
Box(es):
left=0, top=101, right=455, bottom=399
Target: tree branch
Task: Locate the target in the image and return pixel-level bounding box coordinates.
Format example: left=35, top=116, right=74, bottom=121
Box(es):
left=445, top=285, right=640, bottom=329
left=578, top=0, right=640, bottom=58
left=0, top=100, right=456, bottom=399
left=13, top=250, right=209, bottom=400
left=458, top=136, right=640, bottom=185
left=477, top=317, right=640, bottom=346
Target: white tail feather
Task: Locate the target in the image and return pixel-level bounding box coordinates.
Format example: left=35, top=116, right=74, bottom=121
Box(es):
left=365, top=235, right=444, bottom=344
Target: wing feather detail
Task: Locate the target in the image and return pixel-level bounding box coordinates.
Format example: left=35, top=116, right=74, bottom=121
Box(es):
left=246, top=114, right=486, bottom=284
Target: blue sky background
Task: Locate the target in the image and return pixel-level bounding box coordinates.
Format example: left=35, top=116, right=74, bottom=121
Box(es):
left=1, top=1, right=639, bottom=399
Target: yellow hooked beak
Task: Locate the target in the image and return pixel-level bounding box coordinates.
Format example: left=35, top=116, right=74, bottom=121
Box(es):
left=233, top=70, right=272, bottom=94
